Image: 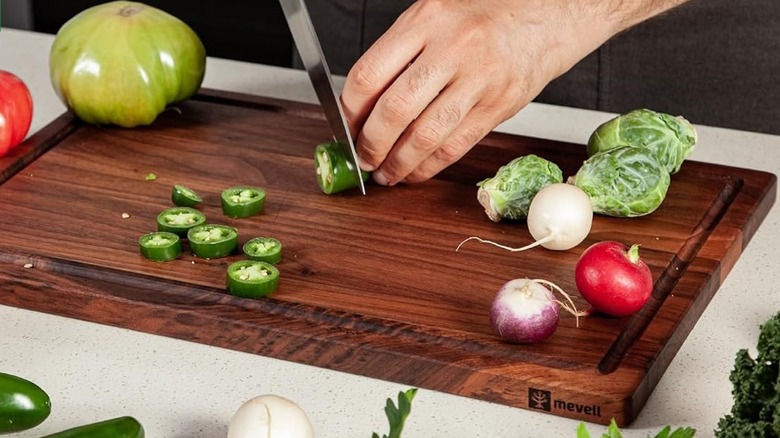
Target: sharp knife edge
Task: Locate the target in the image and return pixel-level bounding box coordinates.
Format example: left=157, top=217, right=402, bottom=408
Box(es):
left=278, top=0, right=366, bottom=195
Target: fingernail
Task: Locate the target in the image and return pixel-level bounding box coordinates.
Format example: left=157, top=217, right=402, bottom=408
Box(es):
left=372, top=170, right=389, bottom=186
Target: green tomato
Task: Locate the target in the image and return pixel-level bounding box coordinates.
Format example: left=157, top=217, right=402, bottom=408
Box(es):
left=587, top=108, right=697, bottom=174
left=570, top=145, right=670, bottom=217
left=49, top=1, right=206, bottom=128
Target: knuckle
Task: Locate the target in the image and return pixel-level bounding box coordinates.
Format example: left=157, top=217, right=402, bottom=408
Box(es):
left=357, top=136, right=384, bottom=162
left=434, top=141, right=467, bottom=165
left=379, top=91, right=417, bottom=125
left=406, top=62, right=438, bottom=95
left=349, top=58, right=384, bottom=95
left=409, top=123, right=445, bottom=152
left=437, top=102, right=462, bottom=125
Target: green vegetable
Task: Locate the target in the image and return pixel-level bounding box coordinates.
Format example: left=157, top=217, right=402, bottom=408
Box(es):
left=49, top=1, right=206, bottom=127
left=187, top=224, right=238, bottom=259
left=0, top=372, right=51, bottom=434
left=156, top=207, right=206, bottom=237
left=315, top=141, right=370, bottom=195
left=171, top=184, right=201, bottom=207
left=243, top=237, right=282, bottom=264
left=476, top=154, right=563, bottom=222
left=587, top=108, right=697, bottom=174
left=138, top=231, right=181, bottom=261
left=715, top=311, right=780, bottom=437
left=226, top=260, right=280, bottom=298
left=41, top=416, right=144, bottom=438
left=220, top=186, right=266, bottom=218
left=576, top=418, right=695, bottom=438
left=570, top=146, right=670, bottom=217
left=144, top=173, right=157, bottom=181
left=372, top=388, right=417, bottom=438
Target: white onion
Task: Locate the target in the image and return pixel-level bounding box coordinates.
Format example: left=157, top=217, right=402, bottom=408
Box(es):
left=228, top=394, right=315, bottom=438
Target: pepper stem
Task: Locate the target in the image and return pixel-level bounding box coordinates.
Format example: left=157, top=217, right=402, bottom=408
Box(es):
left=627, top=244, right=641, bottom=264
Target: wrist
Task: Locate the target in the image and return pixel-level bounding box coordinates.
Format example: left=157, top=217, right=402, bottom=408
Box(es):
left=540, top=0, right=689, bottom=76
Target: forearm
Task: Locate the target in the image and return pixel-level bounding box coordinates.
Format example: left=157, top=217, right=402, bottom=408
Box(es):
left=599, top=0, right=693, bottom=33
left=536, top=0, right=693, bottom=77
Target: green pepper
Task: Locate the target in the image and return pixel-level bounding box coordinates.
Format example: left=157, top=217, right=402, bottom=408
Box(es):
left=156, top=207, right=206, bottom=237
left=187, top=224, right=238, bottom=259
left=242, top=237, right=282, bottom=264
left=171, top=184, right=202, bottom=207
left=314, top=141, right=370, bottom=194
left=40, top=416, right=144, bottom=438
left=138, top=231, right=181, bottom=261
left=220, top=186, right=265, bottom=218
left=226, top=260, right=280, bottom=298
left=0, top=372, right=51, bottom=434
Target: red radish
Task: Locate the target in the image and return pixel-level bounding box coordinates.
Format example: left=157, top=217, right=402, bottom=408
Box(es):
left=574, top=241, right=653, bottom=317
left=490, top=278, right=583, bottom=344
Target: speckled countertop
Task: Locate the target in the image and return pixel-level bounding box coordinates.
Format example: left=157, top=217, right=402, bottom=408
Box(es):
left=1, top=28, right=778, bottom=437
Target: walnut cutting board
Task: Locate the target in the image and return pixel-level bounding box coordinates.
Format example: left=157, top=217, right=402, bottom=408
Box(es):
left=0, top=89, right=775, bottom=426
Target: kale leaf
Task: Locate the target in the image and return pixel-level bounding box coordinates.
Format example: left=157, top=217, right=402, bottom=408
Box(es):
left=715, top=311, right=780, bottom=437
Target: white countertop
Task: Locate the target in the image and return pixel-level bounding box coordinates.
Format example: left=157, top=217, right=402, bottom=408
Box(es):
left=1, top=28, right=778, bottom=437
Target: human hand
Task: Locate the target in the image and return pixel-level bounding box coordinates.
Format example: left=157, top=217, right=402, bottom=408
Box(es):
left=341, top=0, right=686, bottom=186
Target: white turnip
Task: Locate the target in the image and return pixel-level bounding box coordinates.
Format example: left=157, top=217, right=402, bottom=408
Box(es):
left=490, top=278, right=583, bottom=344
left=458, top=183, right=593, bottom=253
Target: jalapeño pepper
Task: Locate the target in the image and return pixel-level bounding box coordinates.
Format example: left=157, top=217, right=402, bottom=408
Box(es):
left=156, top=207, right=206, bottom=237
left=314, top=141, right=370, bottom=194
left=0, top=372, right=51, bottom=434
left=242, top=237, right=282, bottom=264
left=138, top=231, right=181, bottom=261
left=171, top=184, right=202, bottom=207
left=187, top=224, right=238, bottom=259
left=41, top=416, right=144, bottom=438
left=221, top=186, right=265, bottom=218
left=226, top=260, right=280, bottom=298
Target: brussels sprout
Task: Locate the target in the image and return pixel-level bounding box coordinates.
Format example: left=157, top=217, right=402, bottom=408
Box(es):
left=477, top=154, right=563, bottom=222
left=587, top=108, right=697, bottom=174
left=570, top=146, right=670, bottom=217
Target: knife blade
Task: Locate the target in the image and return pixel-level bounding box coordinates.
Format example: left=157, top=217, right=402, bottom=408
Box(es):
left=279, top=0, right=366, bottom=195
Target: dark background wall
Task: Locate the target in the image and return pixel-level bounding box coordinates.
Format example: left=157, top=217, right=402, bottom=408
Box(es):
left=13, top=0, right=296, bottom=68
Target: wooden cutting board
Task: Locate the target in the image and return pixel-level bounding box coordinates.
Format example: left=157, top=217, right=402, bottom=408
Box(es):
left=0, top=89, right=775, bottom=426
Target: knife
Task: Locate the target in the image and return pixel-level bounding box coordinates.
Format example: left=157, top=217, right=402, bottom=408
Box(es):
left=279, top=0, right=366, bottom=195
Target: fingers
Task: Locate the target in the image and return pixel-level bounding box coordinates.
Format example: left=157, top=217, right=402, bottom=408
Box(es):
left=381, top=100, right=502, bottom=185
left=370, top=80, right=483, bottom=186
left=356, top=59, right=454, bottom=174
left=341, top=19, right=425, bottom=141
